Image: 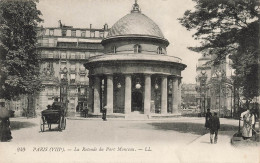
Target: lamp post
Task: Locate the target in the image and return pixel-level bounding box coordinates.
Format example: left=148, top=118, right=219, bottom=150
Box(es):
left=101, top=80, right=105, bottom=110
left=154, top=78, right=159, bottom=113
left=60, top=67, right=68, bottom=115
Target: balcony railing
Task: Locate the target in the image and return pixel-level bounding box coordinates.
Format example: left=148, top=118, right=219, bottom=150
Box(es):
left=36, top=42, right=103, bottom=50
left=37, top=43, right=56, bottom=47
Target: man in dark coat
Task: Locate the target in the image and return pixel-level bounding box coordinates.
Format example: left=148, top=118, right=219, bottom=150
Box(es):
left=205, top=109, right=212, bottom=129
left=83, top=106, right=88, bottom=118
left=102, top=106, right=107, bottom=121
left=209, top=112, right=220, bottom=144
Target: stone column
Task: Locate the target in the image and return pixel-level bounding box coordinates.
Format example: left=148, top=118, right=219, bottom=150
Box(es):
left=88, top=76, right=93, bottom=113
left=161, top=75, right=167, bottom=114
left=144, top=74, right=151, bottom=114
left=106, top=75, right=113, bottom=114
left=178, top=78, right=182, bottom=112
left=172, top=78, right=178, bottom=114
left=93, top=76, right=101, bottom=114
left=124, top=75, right=132, bottom=114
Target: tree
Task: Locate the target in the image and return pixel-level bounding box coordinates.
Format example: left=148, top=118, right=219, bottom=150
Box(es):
left=0, top=0, right=43, bottom=100
left=179, top=0, right=259, bottom=102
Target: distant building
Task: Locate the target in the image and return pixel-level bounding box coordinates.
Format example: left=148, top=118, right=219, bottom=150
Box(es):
left=196, top=54, right=234, bottom=117
left=181, top=84, right=197, bottom=109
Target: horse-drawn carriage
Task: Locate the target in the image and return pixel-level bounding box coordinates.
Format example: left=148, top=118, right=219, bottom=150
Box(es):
left=40, top=102, right=67, bottom=132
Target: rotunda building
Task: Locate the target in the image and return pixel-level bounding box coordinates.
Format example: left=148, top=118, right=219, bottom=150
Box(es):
left=84, top=2, right=186, bottom=117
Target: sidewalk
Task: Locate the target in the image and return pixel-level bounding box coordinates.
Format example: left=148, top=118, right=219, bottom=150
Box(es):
left=176, top=131, right=260, bottom=163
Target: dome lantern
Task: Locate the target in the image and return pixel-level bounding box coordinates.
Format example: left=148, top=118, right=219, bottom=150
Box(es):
left=131, top=0, right=141, bottom=13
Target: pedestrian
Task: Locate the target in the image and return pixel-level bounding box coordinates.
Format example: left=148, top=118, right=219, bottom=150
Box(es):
left=102, top=106, right=107, bottom=121
left=209, top=112, right=220, bottom=144
left=47, top=105, right=52, bottom=110
left=0, top=117, right=12, bottom=142
left=83, top=106, right=88, bottom=118
left=205, top=109, right=212, bottom=129
left=240, top=109, right=255, bottom=140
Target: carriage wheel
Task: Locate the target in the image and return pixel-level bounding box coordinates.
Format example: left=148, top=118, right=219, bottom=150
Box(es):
left=40, top=117, right=45, bottom=132
left=62, top=118, right=66, bottom=130
left=58, top=116, right=63, bottom=131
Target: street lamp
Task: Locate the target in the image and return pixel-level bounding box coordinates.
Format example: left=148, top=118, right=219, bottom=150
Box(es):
left=60, top=67, right=68, bottom=102
left=135, top=78, right=141, bottom=89
left=101, top=80, right=105, bottom=110
left=154, top=78, right=159, bottom=113
left=60, top=67, right=68, bottom=115
left=117, top=82, right=121, bottom=89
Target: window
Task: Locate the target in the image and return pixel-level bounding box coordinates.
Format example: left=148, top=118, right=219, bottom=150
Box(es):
left=49, top=29, right=54, bottom=36
left=61, top=72, right=68, bottom=81
left=61, top=73, right=65, bottom=79
left=47, top=87, right=53, bottom=96
left=134, top=44, right=142, bottom=53
left=48, top=52, right=54, bottom=58
left=80, top=75, right=85, bottom=82
left=80, top=53, right=85, bottom=59
left=70, top=74, right=76, bottom=83
left=99, top=31, right=104, bottom=38
left=71, top=53, right=75, bottom=59
left=62, top=29, right=67, bottom=36
left=71, top=30, right=76, bottom=37
left=80, top=87, right=85, bottom=94
left=81, top=31, right=86, bottom=37
left=79, top=64, right=85, bottom=71
left=61, top=53, right=66, bottom=59
left=90, top=31, right=95, bottom=38
left=61, top=62, right=67, bottom=70
left=42, top=29, right=46, bottom=36
left=157, top=47, right=162, bottom=54
left=111, top=46, right=117, bottom=53
left=70, top=89, right=76, bottom=95
left=70, top=64, right=76, bottom=71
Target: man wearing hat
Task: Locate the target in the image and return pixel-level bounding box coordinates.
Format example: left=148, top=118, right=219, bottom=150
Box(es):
left=209, top=112, right=220, bottom=144
left=102, top=106, right=107, bottom=121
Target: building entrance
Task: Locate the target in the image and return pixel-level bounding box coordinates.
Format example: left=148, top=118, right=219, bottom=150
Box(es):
left=131, top=91, right=143, bottom=112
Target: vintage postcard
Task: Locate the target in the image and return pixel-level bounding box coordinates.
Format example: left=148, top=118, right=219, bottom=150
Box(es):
left=0, top=0, right=259, bottom=162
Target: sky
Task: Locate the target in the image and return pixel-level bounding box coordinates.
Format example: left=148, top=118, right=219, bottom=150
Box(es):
left=37, top=0, right=202, bottom=84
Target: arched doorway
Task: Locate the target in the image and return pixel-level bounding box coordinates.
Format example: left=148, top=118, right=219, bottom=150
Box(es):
left=132, top=91, right=143, bottom=112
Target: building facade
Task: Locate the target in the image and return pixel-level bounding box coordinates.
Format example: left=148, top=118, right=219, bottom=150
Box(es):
left=35, top=23, right=109, bottom=115
left=181, top=84, right=197, bottom=110
left=85, top=2, right=186, bottom=116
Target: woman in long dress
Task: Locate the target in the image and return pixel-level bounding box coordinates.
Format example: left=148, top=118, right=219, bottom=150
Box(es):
left=0, top=117, right=12, bottom=142
left=240, top=109, right=255, bottom=140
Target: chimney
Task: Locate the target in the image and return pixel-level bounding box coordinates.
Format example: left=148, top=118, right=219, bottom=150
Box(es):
left=104, top=23, right=108, bottom=30
left=90, top=24, right=92, bottom=29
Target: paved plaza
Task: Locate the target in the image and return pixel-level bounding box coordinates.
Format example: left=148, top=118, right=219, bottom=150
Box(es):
left=0, top=117, right=259, bottom=163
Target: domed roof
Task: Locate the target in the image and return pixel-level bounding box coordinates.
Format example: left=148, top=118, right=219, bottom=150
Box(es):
left=106, top=2, right=165, bottom=39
